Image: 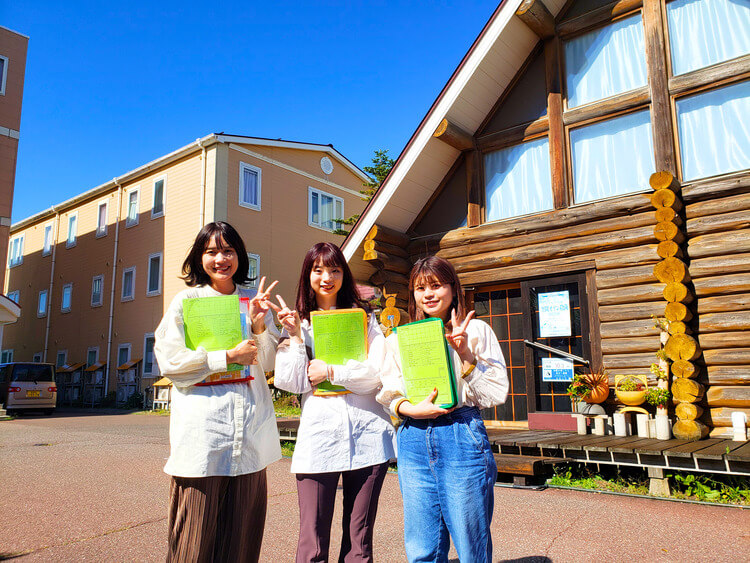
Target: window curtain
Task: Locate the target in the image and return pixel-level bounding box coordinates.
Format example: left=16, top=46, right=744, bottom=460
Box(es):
left=243, top=169, right=258, bottom=205
left=571, top=109, right=654, bottom=203
left=484, top=137, right=553, bottom=222
left=677, top=80, right=750, bottom=181
left=667, top=0, right=750, bottom=76
left=564, top=14, right=648, bottom=108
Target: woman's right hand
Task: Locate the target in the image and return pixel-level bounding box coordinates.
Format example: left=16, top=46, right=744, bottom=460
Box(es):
left=270, top=295, right=301, bottom=339
left=226, top=339, right=258, bottom=366
left=397, top=388, right=455, bottom=419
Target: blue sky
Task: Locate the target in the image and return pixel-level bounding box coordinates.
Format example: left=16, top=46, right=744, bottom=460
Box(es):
left=5, top=1, right=500, bottom=222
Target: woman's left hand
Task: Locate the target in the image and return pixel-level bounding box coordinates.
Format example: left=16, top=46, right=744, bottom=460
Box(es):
left=307, top=359, right=329, bottom=386
left=249, top=277, right=279, bottom=334
left=446, top=309, right=476, bottom=363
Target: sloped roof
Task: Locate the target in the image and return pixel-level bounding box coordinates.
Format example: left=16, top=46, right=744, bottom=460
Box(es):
left=342, top=0, right=567, bottom=279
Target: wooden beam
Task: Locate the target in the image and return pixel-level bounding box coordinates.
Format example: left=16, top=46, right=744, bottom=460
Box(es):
left=562, top=87, right=649, bottom=127
left=364, top=224, right=409, bottom=247
left=516, top=0, right=555, bottom=38
left=643, top=0, right=676, bottom=176
left=681, top=169, right=750, bottom=203
left=465, top=150, right=482, bottom=227
left=476, top=117, right=549, bottom=153
left=556, top=0, right=643, bottom=37
left=668, top=55, right=750, bottom=96
left=545, top=36, right=567, bottom=209
left=433, top=118, right=474, bottom=151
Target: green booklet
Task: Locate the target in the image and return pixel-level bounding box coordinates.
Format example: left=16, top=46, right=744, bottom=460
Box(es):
left=310, top=308, right=368, bottom=396
left=394, top=317, right=458, bottom=409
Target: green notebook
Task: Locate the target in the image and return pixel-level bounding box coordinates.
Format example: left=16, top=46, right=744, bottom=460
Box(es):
left=183, top=295, right=244, bottom=374
left=310, top=308, right=368, bottom=396
left=394, top=317, right=458, bottom=409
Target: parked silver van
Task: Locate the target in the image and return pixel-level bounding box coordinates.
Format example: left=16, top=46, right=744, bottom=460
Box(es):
left=0, top=363, right=57, bottom=415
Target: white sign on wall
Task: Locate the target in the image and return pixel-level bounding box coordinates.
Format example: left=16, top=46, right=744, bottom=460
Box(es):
left=542, top=357, right=575, bottom=382
left=538, top=290, right=571, bottom=337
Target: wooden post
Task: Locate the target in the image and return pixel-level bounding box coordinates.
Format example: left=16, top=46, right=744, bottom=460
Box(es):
left=544, top=36, right=567, bottom=209
left=433, top=118, right=474, bottom=151
left=516, top=0, right=556, bottom=38
left=465, top=150, right=482, bottom=227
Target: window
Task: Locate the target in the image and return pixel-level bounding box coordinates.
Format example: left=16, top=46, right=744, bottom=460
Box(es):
left=570, top=109, right=654, bottom=203
left=484, top=137, right=554, bottom=222
left=246, top=253, right=260, bottom=289
left=147, top=253, right=162, bottom=296
left=37, top=290, right=48, bottom=317
left=564, top=14, right=647, bottom=108
left=7, top=290, right=19, bottom=304
left=0, top=55, right=7, bottom=96
left=61, top=283, right=73, bottom=312
left=676, top=80, right=750, bottom=182
left=87, top=347, right=99, bottom=367
left=91, top=275, right=104, bottom=307
left=56, top=350, right=68, bottom=368
left=121, top=267, right=135, bottom=301
left=667, top=0, right=750, bottom=76
left=1, top=350, right=13, bottom=363
left=66, top=213, right=78, bottom=247
left=8, top=235, right=23, bottom=267
left=239, top=162, right=261, bottom=210
left=308, top=187, right=344, bottom=231
left=143, top=334, right=156, bottom=376
left=32, top=353, right=42, bottom=363
left=126, top=188, right=140, bottom=227
left=152, top=177, right=166, bottom=218
left=96, top=201, right=108, bottom=237
left=43, top=223, right=54, bottom=256
left=117, top=344, right=131, bottom=367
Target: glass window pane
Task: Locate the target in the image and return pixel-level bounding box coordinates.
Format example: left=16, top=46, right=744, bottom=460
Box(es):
left=68, top=216, right=77, bottom=243
left=57, top=352, right=66, bottom=367
left=321, top=194, right=333, bottom=229
left=676, top=80, right=750, bottom=181
left=242, top=168, right=258, bottom=206
left=571, top=110, right=654, bottom=203
left=144, top=337, right=155, bottom=373
left=484, top=137, right=553, bottom=222
left=44, top=225, right=52, bottom=253
left=62, top=286, right=72, bottom=310
left=38, top=291, right=47, bottom=315
left=123, top=271, right=133, bottom=298
left=87, top=350, right=97, bottom=367
left=118, top=347, right=129, bottom=366
left=153, top=180, right=164, bottom=214
left=148, top=257, right=160, bottom=292
left=311, top=192, right=319, bottom=224
left=128, top=192, right=138, bottom=222
left=667, top=0, right=750, bottom=76
left=565, top=14, right=647, bottom=108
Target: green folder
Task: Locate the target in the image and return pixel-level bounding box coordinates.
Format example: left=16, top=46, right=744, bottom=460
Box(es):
left=394, top=317, right=458, bottom=409
left=310, top=308, right=368, bottom=396
left=183, top=295, right=244, bottom=373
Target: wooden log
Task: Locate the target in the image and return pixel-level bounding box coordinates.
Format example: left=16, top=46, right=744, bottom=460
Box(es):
left=672, top=359, right=697, bottom=379
left=649, top=171, right=678, bottom=192
left=654, top=207, right=680, bottom=224
left=703, top=348, right=750, bottom=366
left=688, top=229, right=750, bottom=259
left=653, top=222, right=684, bottom=243
left=665, top=333, right=700, bottom=361
left=708, top=427, right=736, bottom=439
left=672, top=419, right=709, bottom=440
left=686, top=209, right=750, bottom=237
left=675, top=402, right=703, bottom=421
left=681, top=171, right=750, bottom=203
left=693, top=273, right=750, bottom=298
left=706, top=366, right=750, bottom=385
left=690, top=253, right=750, bottom=279
left=364, top=224, right=409, bottom=247
left=466, top=150, right=481, bottom=227
left=703, top=407, right=750, bottom=427
left=656, top=240, right=683, bottom=259
left=600, top=335, right=661, bottom=354
left=698, top=311, right=750, bottom=333
left=433, top=118, right=474, bottom=152
left=363, top=250, right=412, bottom=275
left=667, top=321, right=691, bottom=335
left=516, top=0, right=556, bottom=38
left=603, top=352, right=658, bottom=369
left=545, top=37, right=566, bottom=210
left=598, top=284, right=663, bottom=306
left=685, top=191, right=750, bottom=220
left=596, top=264, right=656, bottom=289
left=697, top=294, right=750, bottom=315
left=699, top=331, right=750, bottom=349
left=600, top=318, right=660, bottom=339
left=705, top=386, right=750, bottom=408
left=653, top=257, right=689, bottom=283
left=598, top=301, right=665, bottom=322
left=363, top=239, right=410, bottom=259
left=557, top=0, right=644, bottom=36
left=663, top=283, right=693, bottom=303
left=664, top=302, right=692, bottom=323
left=563, top=88, right=649, bottom=128
left=651, top=189, right=681, bottom=210
left=672, top=378, right=705, bottom=403
left=370, top=269, right=409, bottom=287
left=374, top=282, right=409, bottom=303
left=669, top=55, right=750, bottom=95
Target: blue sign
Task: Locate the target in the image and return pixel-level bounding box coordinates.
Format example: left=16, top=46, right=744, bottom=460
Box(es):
left=542, top=357, right=575, bottom=382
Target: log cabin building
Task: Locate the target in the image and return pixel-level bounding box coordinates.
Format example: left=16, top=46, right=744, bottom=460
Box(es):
left=343, top=0, right=750, bottom=442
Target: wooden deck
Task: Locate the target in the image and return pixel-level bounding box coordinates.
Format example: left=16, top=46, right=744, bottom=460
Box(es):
left=486, top=428, right=750, bottom=476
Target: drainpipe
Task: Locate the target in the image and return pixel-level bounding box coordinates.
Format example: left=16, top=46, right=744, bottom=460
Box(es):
left=42, top=207, right=60, bottom=362
left=104, top=179, right=123, bottom=395
left=198, top=137, right=207, bottom=228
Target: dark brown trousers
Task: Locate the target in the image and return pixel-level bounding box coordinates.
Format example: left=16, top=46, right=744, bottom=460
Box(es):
left=295, top=462, right=389, bottom=563
left=167, top=469, right=267, bottom=563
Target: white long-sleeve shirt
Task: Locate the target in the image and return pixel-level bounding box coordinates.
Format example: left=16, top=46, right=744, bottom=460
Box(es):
left=154, top=284, right=281, bottom=478
left=273, top=313, right=396, bottom=474
left=377, top=318, right=509, bottom=419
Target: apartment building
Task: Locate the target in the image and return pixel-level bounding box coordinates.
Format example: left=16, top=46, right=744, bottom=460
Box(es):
left=3, top=133, right=369, bottom=403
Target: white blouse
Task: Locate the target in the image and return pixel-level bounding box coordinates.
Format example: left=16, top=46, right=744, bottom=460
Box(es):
left=273, top=313, right=397, bottom=474
left=377, top=318, right=510, bottom=419
left=154, top=284, right=281, bottom=478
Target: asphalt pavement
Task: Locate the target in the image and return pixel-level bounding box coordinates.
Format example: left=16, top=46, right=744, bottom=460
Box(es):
left=0, top=409, right=747, bottom=562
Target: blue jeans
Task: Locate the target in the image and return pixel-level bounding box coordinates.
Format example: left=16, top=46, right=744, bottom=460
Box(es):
left=397, top=406, right=497, bottom=563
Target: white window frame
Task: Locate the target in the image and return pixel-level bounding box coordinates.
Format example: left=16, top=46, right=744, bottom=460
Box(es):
left=61, top=283, right=73, bottom=313
left=66, top=212, right=78, bottom=248
left=8, top=234, right=23, bottom=267
left=7, top=290, right=19, bottom=304
left=1, top=349, right=13, bottom=363
left=86, top=346, right=99, bottom=367
left=246, top=252, right=260, bottom=289
left=125, top=187, right=140, bottom=227
left=96, top=200, right=108, bottom=237
left=37, top=289, right=48, bottom=317
left=146, top=252, right=162, bottom=297
left=32, top=352, right=42, bottom=363
left=117, top=343, right=131, bottom=367
left=43, top=222, right=54, bottom=256
left=151, top=175, right=166, bottom=219
left=91, top=275, right=104, bottom=307
left=239, top=162, right=262, bottom=211
left=0, top=55, right=8, bottom=96
left=143, top=333, right=157, bottom=377
left=308, top=187, right=344, bottom=232
left=121, top=266, right=136, bottom=302
left=56, top=350, right=68, bottom=368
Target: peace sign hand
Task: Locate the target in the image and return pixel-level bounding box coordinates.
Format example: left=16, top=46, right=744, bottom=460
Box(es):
left=269, top=295, right=301, bottom=339
left=249, top=277, right=279, bottom=334
left=446, top=309, right=476, bottom=363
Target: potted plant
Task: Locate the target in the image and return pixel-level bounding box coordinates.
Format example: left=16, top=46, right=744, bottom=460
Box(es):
left=645, top=387, right=672, bottom=439
left=567, top=370, right=609, bottom=404
left=645, top=387, right=671, bottom=409
left=614, top=374, right=647, bottom=406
